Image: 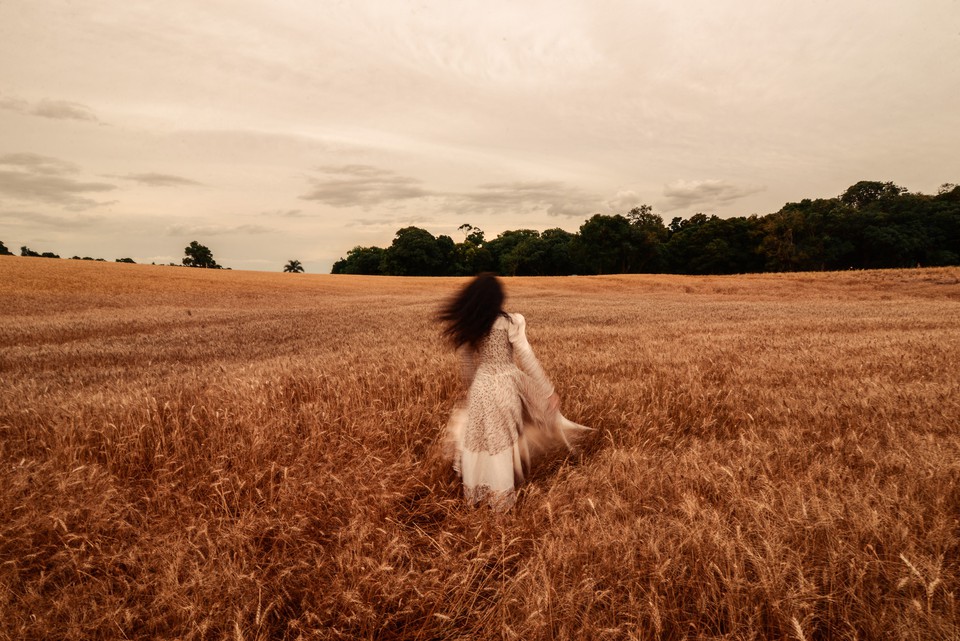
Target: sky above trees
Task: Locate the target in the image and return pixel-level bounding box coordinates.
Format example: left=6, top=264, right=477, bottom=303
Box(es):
left=1, top=0, right=959, bottom=273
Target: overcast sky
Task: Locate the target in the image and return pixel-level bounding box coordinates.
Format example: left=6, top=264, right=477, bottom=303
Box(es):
left=1, top=0, right=958, bottom=272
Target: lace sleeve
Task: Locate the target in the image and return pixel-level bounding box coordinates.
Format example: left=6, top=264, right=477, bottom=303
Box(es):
left=458, top=345, right=477, bottom=388
left=507, top=313, right=556, bottom=397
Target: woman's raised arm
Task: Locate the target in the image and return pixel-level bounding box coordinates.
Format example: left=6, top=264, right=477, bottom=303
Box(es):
left=507, top=313, right=556, bottom=399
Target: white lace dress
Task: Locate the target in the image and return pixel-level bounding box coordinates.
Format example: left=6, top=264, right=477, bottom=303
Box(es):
left=444, top=312, right=590, bottom=510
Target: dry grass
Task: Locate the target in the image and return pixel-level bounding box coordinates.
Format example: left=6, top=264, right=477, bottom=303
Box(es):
left=1, top=255, right=958, bottom=640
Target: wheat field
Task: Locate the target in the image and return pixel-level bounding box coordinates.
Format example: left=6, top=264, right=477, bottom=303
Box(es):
left=1, top=256, right=958, bottom=640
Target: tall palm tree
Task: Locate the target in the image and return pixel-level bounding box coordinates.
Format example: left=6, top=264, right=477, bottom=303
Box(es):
left=283, top=259, right=304, bottom=273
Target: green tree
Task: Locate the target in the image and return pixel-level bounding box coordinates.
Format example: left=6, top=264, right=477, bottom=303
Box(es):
left=452, top=243, right=494, bottom=275
left=759, top=199, right=845, bottom=271
left=504, top=235, right=547, bottom=276
left=435, top=234, right=456, bottom=274
left=182, top=241, right=220, bottom=269
left=664, top=214, right=708, bottom=273
left=381, top=227, right=446, bottom=276
left=0, top=240, right=12, bottom=256
left=626, top=204, right=662, bottom=231
left=332, top=246, right=385, bottom=274
left=459, top=223, right=486, bottom=246
left=840, top=181, right=906, bottom=210
left=575, top=214, right=642, bottom=274
left=327, top=180, right=960, bottom=276
left=538, top=228, right=578, bottom=275
left=20, top=246, right=58, bottom=258
left=449, top=224, right=493, bottom=275
left=666, top=214, right=764, bottom=274
left=283, top=259, right=305, bottom=273
left=485, top=229, right=541, bottom=275
left=626, top=205, right=668, bottom=271
left=929, top=186, right=960, bottom=264
left=115, top=257, right=136, bottom=264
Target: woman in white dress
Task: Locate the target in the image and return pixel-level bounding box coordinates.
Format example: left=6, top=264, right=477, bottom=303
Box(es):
left=439, top=273, right=590, bottom=510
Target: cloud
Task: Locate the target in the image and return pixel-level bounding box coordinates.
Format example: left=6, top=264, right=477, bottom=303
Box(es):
left=166, top=223, right=274, bottom=236
left=261, top=208, right=306, bottom=218
left=299, top=165, right=432, bottom=207
left=451, top=181, right=601, bottom=217
left=661, top=179, right=765, bottom=211
left=0, top=209, right=105, bottom=228
left=0, top=153, right=116, bottom=209
left=0, top=96, right=27, bottom=112
left=0, top=95, right=102, bottom=123
left=604, top=189, right=647, bottom=213
left=111, top=172, right=202, bottom=187
left=345, top=215, right=436, bottom=228
left=0, top=152, right=79, bottom=175
left=298, top=169, right=606, bottom=219
left=31, top=99, right=101, bottom=123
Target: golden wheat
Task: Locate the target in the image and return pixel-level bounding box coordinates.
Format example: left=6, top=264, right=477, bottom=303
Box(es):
left=1, top=256, right=958, bottom=640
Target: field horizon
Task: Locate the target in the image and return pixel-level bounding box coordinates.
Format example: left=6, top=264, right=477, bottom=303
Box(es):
left=2, top=256, right=958, bottom=640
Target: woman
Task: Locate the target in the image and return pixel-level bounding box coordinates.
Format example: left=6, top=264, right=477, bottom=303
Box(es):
left=439, top=273, right=590, bottom=510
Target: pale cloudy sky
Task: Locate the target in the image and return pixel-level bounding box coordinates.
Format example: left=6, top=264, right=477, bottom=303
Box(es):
left=1, top=0, right=958, bottom=272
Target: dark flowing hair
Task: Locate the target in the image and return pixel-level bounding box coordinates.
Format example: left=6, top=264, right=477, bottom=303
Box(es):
left=438, top=273, right=508, bottom=349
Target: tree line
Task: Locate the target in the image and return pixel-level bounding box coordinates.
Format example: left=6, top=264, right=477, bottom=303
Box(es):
left=332, top=181, right=960, bottom=276
left=1, top=239, right=311, bottom=273
left=2, top=239, right=314, bottom=273
left=0, top=240, right=216, bottom=267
